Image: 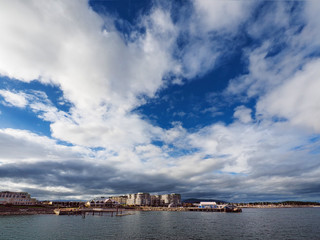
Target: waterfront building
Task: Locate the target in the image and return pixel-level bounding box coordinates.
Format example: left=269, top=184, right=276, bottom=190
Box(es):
left=161, top=194, right=170, bottom=205
left=127, top=192, right=181, bottom=206
left=151, top=195, right=161, bottom=206
left=198, top=202, right=217, bottom=208
left=50, top=201, right=85, bottom=208
left=0, top=191, right=37, bottom=205
left=86, top=197, right=119, bottom=208
left=160, top=193, right=181, bottom=206
left=136, top=192, right=151, bottom=205
left=90, top=192, right=182, bottom=207
left=109, top=195, right=127, bottom=205
left=127, top=193, right=151, bottom=206
left=126, top=193, right=137, bottom=205
left=198, top=202, right=226, bottom=209
left=169, top=193, right=181, bottom=205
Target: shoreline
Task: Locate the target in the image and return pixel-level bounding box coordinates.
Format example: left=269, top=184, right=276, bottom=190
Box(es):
left=0, top=205, right=55, bottom=216
left=238, top=204, right=320, bottom=208
left=1, top=205, right=320, bottom=216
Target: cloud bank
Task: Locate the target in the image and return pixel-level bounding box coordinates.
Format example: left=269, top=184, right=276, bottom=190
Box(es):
left=0, top=0, right=320, bottom=202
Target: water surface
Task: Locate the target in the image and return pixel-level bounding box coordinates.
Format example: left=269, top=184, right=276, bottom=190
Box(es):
left=1, top=208, right=320, bottom=239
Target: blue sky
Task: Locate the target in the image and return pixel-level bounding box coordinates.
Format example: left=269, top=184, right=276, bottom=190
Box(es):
left=1, top=0, right=320, bottom=202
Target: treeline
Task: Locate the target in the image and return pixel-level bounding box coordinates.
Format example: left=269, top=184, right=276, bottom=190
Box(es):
left=237, top=201, right=320, bottom=205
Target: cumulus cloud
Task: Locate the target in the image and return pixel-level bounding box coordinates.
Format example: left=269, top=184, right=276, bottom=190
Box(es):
left=0, top=0, right=177, bottom=149
left=193, top=0, right=254, bottom=33
left=0, top=0, right=320, bottom=202
left=257, top=59, right=320, bottom=132
left=0, top=128, right=89, bottom=164
left=0, top=90, right=28, bottom=108
left=233, top=106, right=252, bottom=124
left=226, top=1, right=320, bottom=131
left=0, top=0, right=180, bottom=112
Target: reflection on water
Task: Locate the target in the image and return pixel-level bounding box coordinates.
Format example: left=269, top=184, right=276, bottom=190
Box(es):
left=1, top=208, right=320, bottom=240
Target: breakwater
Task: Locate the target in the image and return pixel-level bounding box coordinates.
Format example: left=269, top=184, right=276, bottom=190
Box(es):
left=54, top=207, right=127, bottom=217
left=1, top=205, right=242, bottom=216
left=137, top=206, right=242, bottom=212
left=0, top=205, right=54, bottom=215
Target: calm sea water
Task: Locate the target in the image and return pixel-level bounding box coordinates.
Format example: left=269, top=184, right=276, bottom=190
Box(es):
left=1, top=208, right=320, bottom=240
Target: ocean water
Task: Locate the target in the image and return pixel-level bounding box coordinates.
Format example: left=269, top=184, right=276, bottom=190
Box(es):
left=1, top=208, right=320, bottom=240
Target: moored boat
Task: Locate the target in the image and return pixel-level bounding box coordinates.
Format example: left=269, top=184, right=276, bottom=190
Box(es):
left=224, top=205, right=242, bottom=212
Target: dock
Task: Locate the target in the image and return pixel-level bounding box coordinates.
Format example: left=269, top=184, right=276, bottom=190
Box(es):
left=54, top=208, right=127, bottom=217
left=187, top=206, right=242, bottom=213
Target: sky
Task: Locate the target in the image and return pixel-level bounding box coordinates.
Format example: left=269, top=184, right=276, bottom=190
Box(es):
left=0, top=0, right=320, bottom=202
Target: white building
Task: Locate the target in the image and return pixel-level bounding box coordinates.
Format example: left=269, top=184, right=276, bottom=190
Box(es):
left=86, top=197, right=119, bottom=208
left=109, top=195, right=128, bottom=205
left=127, top=192, right=181, bottom=206
left=198, top=202, right=226, bottom=209
left=161, top=193, right=181, bottom=206
left=151, top=195, right=161, bottom=206
left=127, top=193, right=151, bottom=206
left=0, top=191, right=37, bottom=205
left=126, top=193, right=137, bottom=205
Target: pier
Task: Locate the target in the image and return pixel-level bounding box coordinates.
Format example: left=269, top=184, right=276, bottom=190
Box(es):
left=54, top=208, right=128, bottom=217
left=187, top=207, right=242, bottom=213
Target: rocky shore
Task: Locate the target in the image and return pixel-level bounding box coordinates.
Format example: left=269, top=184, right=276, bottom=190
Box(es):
left=2, top=204, right=318, bottom=216
left=137, top=206, right=186, bottom=211
left=238, top=204, right=320, bottom=208
left=0, top=205, right=55, bottom=215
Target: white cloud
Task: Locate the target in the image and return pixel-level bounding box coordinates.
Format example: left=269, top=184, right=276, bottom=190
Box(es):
left=0, top=0, right=179, bottom=112
left=0, top=0, right=181, bottom=151
left=0, top=128, right=89, bottom=164
left=234, top=105, right=252, bottom=124
left=0, top=89, right=28, bottom=108
left=0, top=0, right=320, bottom=201
left=193, top=0, right=254, bottom=33
left=226, top=1, right=320, bottom=133
left=176, top=0, right=256, bottom=80
left=257, top=59, right=320, bottom=132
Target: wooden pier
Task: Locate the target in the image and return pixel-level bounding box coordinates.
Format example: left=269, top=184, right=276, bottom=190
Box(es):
left=54, top=208, right=128, bottom=217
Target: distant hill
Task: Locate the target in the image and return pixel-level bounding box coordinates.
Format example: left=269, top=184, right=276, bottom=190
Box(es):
left=49, top=200, right=85, bottom=202
left=182, top=198, right=227, bottom=204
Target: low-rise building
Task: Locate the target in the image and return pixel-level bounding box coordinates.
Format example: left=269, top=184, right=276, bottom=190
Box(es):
left=198, top=202, right=226, bottom=209
left=86, top=197, right=119, bottom=208
left=0, top=191, right=37, bottom=205
left=50, top=201, right=85, bottom=208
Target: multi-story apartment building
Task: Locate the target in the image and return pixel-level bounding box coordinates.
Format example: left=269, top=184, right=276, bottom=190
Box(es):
left=0, top=191, right=37, bottom=205
left=91, top=192, right=182, bottom=207
left=160, top=193, right=181, bottom=206
left=136, top=192, right=151, bottom=205
left=127, top=193, right=151, bottom=206
left=170, top=193, right=182, bottom=206
left=151, top=195, right=161, bottom=206
left=109, top=195, right=128, bottom=205
left=126, top=193, right=137, bottom=205
left=126, top=192, right=181, bottom=206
